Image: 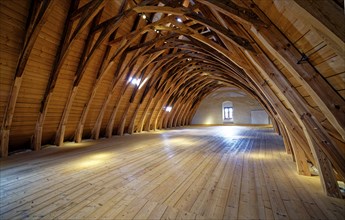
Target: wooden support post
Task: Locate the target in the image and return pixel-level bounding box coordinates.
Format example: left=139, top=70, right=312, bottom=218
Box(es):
left=1, top=77, right=22, bottom=157
left=279, top=123, right=292, bottom=155
left=105, top=95, right=122, bottom=138
left=117, top=102, right=134, bottom=136
left=137, top=95, right=155, bottom=133
left=128, top=103, right=141, bottom=134
left=284, top=128, right=311, bottom=176
left=54, top=87, right=78, bottom=146
left=271, top=118, right=280, bottom=135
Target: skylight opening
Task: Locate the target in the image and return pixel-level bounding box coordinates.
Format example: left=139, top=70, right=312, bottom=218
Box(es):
left=176, top=17, right=183, bottom=23
left=128, top=77, right=141, bottom=86
left=165, top=106, right=172, bottom=112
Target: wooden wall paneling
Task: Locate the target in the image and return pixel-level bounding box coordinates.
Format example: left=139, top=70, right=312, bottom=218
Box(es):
left=136, top=90, right=155, bottom=133
left=146, top=91, right=165, bottom=131
left=116, top=60, right=148, bottom=136
left=176, top=87, right=205, bottom=127
left=95, top=10, right=161, bottom=137
left=140, top=59, right=189, bottom=131
left=151, top=89, right=174, bottom=130
left=103, top=81, right=126, bottom=137
left=160, top=95, right=178, bottom=129
left=165, top=94, right=190, bottom=129
left=167, top=99, right=184, bottom=128
left=54, top=10, right=104, bottom=146
left=89, top=39, right=133, bottom=139
left=166, top=79, right=212, bottom=129
left=91, top=18, right=150, bottom=139
left=150, top=67, right=185, bottom=130
left=34, top=0, right=123, bottom=148
left=94, top=65, right=126, bottom=139
left=168, top=97, right=186, bottom=128
left=74, top=32, right=116, bottom=142
left=57, top=1, right=140, bottom=142
left=172, top=99, right=187, bottom=128
left=0, top=0, right=56, bottom=157
left=117, top=50, right=165, bottom=136
left=153, top=67, right=202, bottom=130
left=134, top=62, right=169, bottom=133
left=127, top=102, right=141, bottom=134
left=127, top=61, right=159, bottom=134
left=105, top=49, right=143, bottom=137
left=12, top=3, right=71, bottom=149
left=126, top=61, right=159, bottom=134
left=140, top=69, right=173, bottom=132
left=32, top=0, right=78, bottom=151
left=157, top=79, right=210, bottom=130
left=74, top=0, right=130, bottom=142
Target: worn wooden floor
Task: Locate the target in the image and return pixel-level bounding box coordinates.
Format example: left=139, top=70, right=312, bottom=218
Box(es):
left=0, top=126, right=344, bottom=220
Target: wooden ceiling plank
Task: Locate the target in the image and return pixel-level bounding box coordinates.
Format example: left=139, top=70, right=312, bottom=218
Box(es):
left=293, top=0, right=345, bottom=43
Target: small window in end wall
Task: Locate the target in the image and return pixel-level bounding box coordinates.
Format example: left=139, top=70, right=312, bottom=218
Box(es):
left=224, top=107, right=233, bottom=120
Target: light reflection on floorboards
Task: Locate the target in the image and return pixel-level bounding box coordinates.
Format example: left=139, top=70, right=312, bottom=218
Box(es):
left=0, top=126, right=344, bottom=219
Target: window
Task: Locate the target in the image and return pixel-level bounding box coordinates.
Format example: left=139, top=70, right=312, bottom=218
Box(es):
left=224, top=107, right=233, bottom=120
left=165, top=106, right=172, bottom=112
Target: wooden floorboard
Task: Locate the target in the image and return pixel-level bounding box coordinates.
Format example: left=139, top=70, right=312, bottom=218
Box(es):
left=0, top=126, right=344, bottom=219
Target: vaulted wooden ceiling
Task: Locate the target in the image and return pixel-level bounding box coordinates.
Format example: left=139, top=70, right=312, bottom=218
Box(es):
left=0, top=0, right=344, bottom=197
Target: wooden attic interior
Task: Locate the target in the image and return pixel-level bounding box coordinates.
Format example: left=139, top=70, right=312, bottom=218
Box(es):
left=0, top=0, right=345, bottom=218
